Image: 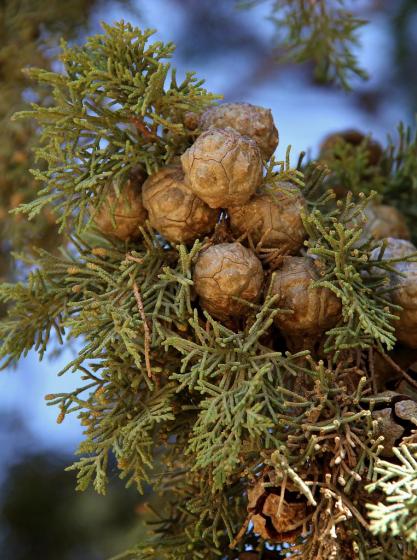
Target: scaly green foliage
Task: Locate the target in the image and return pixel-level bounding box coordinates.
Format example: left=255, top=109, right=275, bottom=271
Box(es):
left=15, top=21, right=219, bottom=233
left=240, top=0, right=368, bottom=89
left=0, top=0, right=131, bottom=281
left=319, top=122, right=417, bottom=243
left=367, top=443, right=417, bottom=555
left=3, top=20, right=417, bottom=560
left=303, top=192, right=400, bottom=356
left=380, top=123, right=417, bottom=239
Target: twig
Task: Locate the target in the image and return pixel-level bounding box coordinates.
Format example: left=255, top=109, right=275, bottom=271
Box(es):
left=327, top=483, right=369, bottom=531
left=229, top=514, right=251, bottom=550
left=376, top=349, right=417, bottom=391
left=368, top=347, right=377, bottom=394
left=130, top=116, right=157, bottom=140
left=125, top=254, right=144, bottom=264
left=132, top=279, right=153, bottom=379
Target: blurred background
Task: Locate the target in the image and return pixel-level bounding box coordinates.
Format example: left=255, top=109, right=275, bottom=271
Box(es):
left=1, top=0, right=417, bottom=557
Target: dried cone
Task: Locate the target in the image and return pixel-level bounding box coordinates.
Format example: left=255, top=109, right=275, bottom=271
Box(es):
left=142, top=166, right=219, bottom=244
left=181, top=128, right=263, bottom=209
left=361, top=204, right=410, bottom=242
left=248, top=472, right=308, bottom=544
left=374, top=237, right=417, bottom=261
left=269, top=257, right=342, bottom=345
left=320, top=129, right=383, bottom=199
left=373, top=237, right=417, bottom=348
left=228, top=183, right=306, bottom=253
left=372, top=391, right=417, bottom=456
left=193, top=242, right=263, bottom=322
left=198, top=102, right=278, bottom=160
left=320, top=129, right=383, bottom=166
left=94, top=170, right=147, bottom=240
left=183, top=111, right=200, bottom=131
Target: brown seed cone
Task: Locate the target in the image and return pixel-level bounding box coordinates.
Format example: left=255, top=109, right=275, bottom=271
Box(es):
left=193, top=242, right=263, bottom=322
left=183, top=111, right=200, bottom=130
left=391, top=260, right=417, bottom=349
left=396, top=398, right=417, bottom=423
left=251, top=494, right=306, bottom=544
left=228, top=184, right=306, bottom=253
left=248, top=473, right=308, bottom=544
left=372, top=391, right=417, bottom=456
left=372, top=237, right=416, bottom=261
left=269, top=256, right=342, bottom=337
left=373, top=238, right=417, bottom=348
left=142, top=166, right=219, bottom=244
left=320, top=129, right=383, bottom=166
left=372, top=407, right=405, bottom=457
left=361, top=204, right=410, bottom=242
left=181, top=128, right=263, bottom=209
left=199, top=102, right=278, bottom=160
left=93, top=170, right=147, bottom=240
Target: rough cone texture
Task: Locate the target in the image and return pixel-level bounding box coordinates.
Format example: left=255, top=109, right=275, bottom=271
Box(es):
left=183, top=111, right=200, bottom=130
left=376, top=238, right=417, bottom=348
left=142, top=166, right=219, bottom=244
left=389, top=259, right=417, bottom=348
left=181, top=128, right=263, bottom=209
left=228, top=184, right=306, bottom=252
left=372, top=392, right=417, bottom=457
left=94, top=172, right=147, bottom=240
left=321, top=128, right=383, bottom=166
left=372, top=407, right=405, bottom=457
left=193, top=242, right=263, bottom=321
left=374, top=237, right=416, bottom=261
left=363, top=204, right=410, bottom=241
left=270, top=256, right=342, bottom=336
left=247, top=473, right=307, bottom=544
left=199, top=102, right=278, bottom=160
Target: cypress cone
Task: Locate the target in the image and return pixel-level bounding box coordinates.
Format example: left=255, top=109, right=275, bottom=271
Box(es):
left=142, top=166, right=219, bottom=244
left=181, top=128, right=263, bottom=209
left=193, top=242, right=263, bottom=322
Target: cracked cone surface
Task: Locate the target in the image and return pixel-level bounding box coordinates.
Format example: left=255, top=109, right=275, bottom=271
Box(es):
left=199, top=102, right=278, bottom=160
left=142, top=166, right=219, bottom=244
left=94, top=172, right=147, bottom=240
left=270, top=256, right=342, bottom=336
left=181, top=128, right=263, bottom=209
left=193, top=242, right=263, bottom=321
left=228, top=184, right=306, bottom=252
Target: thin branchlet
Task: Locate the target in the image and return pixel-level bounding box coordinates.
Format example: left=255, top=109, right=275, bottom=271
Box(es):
left=2, top=19, right=417, bottom=560
left=239, top=0, right=368, bottom=90
left=14, top=21, right=219, bottom=233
